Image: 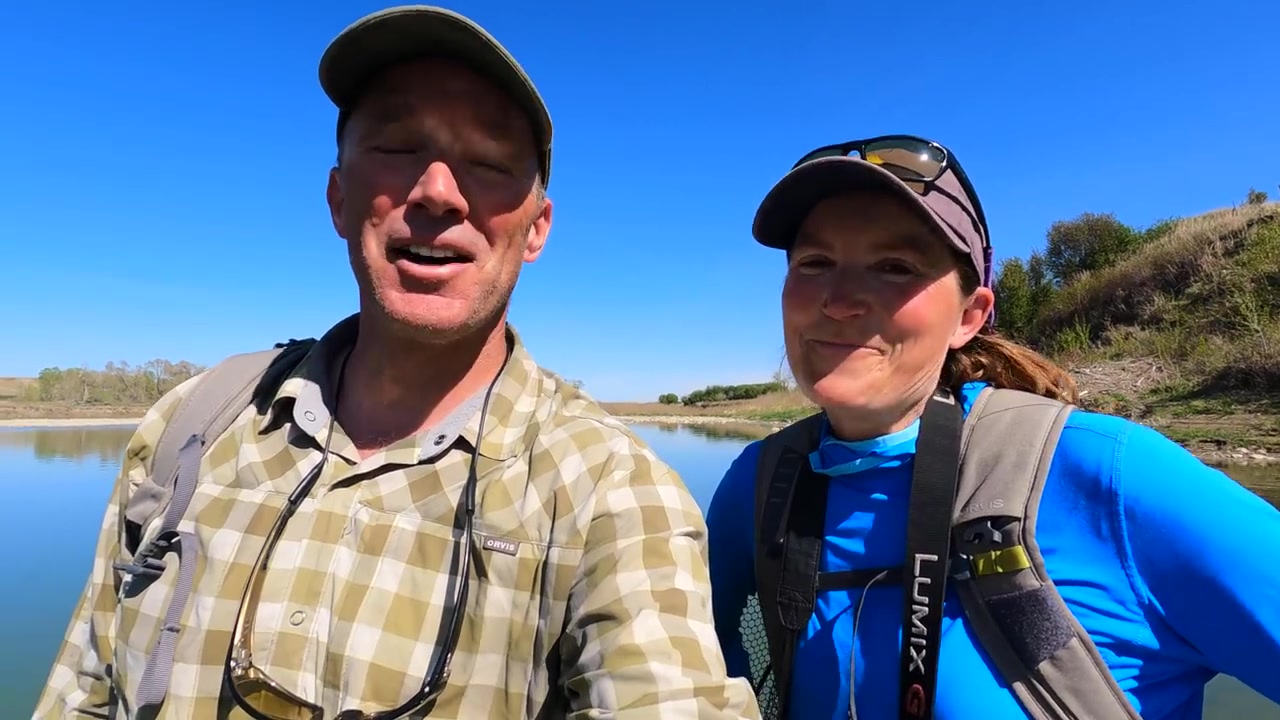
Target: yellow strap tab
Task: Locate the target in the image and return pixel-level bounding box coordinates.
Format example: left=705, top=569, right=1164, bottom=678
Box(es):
left=971, top=546, right=1031, bottom=576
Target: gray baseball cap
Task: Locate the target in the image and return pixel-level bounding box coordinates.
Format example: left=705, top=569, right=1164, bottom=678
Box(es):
left=751, top=154, right=991, bottom=287
left=318, top=5, right=553, bottom=185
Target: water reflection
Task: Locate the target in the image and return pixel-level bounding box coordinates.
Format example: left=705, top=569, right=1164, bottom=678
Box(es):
left=645, top=420, right=783, bottom=443
left=0, top=426, right=134, bottom=466
left=1212, top=462, right=1280, bottom=509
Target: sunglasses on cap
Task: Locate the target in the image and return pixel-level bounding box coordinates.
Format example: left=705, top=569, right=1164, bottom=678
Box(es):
left=793, top=134, right=990, bottom=246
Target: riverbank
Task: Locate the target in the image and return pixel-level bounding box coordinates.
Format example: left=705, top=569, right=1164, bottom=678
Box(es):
left=0, top=401, right=148, bottom=421
left=6, top=386, right=1279, bottom=466
left=0, top=400, right=147, bottom=428
left=612, top=412, right=1280, bottom=466
left=0, top=417, right=142, bottom=428
left=601, top=376, right=1280, bottom=466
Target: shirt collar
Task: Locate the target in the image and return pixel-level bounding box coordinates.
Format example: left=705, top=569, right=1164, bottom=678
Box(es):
left=257, top=312, right=543, bottom=462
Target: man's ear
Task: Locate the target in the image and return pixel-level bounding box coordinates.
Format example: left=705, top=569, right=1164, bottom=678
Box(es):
left=523, top=196, right=553, bottom=263
left=326, top=167, right=344, bottom=236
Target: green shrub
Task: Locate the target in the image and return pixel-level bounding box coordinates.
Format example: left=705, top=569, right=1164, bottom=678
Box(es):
left=1043, top=212, right=1143, bottom=286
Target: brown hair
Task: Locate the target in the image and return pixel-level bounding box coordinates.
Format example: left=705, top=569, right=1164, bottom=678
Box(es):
left=943, top=257, right=1080, bottom=405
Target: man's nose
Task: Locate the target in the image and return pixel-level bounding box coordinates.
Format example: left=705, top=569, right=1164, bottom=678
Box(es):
left=408, top=161, right=470, bottom=217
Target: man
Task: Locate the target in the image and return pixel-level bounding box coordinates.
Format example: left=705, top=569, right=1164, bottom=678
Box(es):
left=32, top=6, right=760, bottom=719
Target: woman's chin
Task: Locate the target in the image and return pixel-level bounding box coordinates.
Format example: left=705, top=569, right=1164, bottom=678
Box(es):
left=796, top=355, right=885, bottom=405
left=802, top=375, right=880, bottom=413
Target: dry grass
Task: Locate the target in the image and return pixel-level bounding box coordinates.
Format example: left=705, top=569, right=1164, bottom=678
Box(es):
left=601, top=390, right=817, bottom=422
left=598, top=401, right=721, bottom=417
left=0, top=401, right=147, bottom=421
left=0, top=377, right=32, bottom=401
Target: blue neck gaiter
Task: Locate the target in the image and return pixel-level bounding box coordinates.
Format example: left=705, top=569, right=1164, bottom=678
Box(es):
left=808, top=417, right=920, bottom=477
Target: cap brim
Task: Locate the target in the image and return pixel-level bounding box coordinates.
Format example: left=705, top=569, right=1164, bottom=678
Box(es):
left=751, top=156, right=971, bottom=259
left=318, top=6, right=552, bottom=182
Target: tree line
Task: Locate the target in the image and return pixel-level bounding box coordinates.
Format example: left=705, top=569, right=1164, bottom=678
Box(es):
left=659, top=381, right=788, bottom=406
left=22, top=360, right=207, bottom=405
left=23, top=360, right=588, bottom=407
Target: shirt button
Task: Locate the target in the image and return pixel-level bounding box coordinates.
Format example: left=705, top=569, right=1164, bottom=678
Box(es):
left=289, top=610, right=307, bottom=626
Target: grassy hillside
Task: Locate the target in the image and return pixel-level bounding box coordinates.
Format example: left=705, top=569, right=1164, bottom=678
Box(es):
left=1016, top=201, right=1280, bottom=454
left=1030, top=202, right=1280, bottom=390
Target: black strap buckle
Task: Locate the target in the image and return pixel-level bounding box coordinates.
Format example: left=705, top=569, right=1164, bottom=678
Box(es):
left=112, top=529, right=179, bottom=580
left=112, top=555, right=168, bottom=580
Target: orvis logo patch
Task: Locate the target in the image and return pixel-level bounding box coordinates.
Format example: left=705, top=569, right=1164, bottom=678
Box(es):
left=481, top=535, right=520, bottom=556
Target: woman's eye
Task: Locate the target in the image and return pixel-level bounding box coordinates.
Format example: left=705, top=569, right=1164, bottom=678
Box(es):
left=794, top=256, right=833, bottom=272
left=876, top=260, right=917, bottom=276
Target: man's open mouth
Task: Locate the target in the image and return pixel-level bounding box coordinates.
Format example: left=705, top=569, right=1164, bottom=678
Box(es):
left=390, top=245, right=470, bottom=266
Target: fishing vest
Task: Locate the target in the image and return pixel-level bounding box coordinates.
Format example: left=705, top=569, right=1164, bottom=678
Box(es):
left=742, top=385, right=1146, bottom=720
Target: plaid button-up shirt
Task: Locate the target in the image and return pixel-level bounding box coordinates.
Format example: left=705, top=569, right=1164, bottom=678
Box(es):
left=33, top=314, right=761, bottom=719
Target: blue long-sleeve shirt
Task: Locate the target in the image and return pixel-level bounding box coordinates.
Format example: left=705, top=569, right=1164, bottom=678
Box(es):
left=707, top=382, right=1280, bottom=719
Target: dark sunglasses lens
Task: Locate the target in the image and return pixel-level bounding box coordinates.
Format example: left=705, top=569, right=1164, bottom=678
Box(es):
left=793, top=139, right=946, bottom=188
left=861, top=138, right=946, bottom=183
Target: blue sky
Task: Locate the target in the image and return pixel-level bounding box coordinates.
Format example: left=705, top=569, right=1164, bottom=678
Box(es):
left=2, top=1, right=1277, bottom=401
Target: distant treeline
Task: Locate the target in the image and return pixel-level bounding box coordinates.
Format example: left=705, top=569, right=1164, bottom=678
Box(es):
left=24, top=359, right=584, bottom=407
left=22, top=360, right=206, bottom=405
left=660, top=381, right=788, bottom=406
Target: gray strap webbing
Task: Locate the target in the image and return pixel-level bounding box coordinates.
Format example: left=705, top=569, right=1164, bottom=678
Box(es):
left=134, top=440, right=203, bottom=703
left=120, top=342, right=312, bottom=709
left=121, top=347, right=296, bottom=538
left=149, top=347, right=296, bottom=501
left=953, top=387, right=1144, bottom=720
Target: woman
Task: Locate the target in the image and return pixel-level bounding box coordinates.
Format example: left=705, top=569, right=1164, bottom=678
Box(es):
left=706, top=135, right=1280, bottom=720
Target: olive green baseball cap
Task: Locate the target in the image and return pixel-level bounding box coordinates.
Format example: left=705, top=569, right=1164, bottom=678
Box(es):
left=318, top=5, right=553, bottom=185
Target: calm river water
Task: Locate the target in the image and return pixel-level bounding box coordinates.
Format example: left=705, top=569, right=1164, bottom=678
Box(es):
left=1, top=422, right=1276, bottom=717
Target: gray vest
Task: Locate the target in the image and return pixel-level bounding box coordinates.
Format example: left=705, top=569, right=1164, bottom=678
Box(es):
left=743, top=386, right=1145, bottom=720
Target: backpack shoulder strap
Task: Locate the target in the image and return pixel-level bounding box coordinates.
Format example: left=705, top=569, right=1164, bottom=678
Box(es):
left=122, top=339, right=315, bottom=545
left=150, top=340, right=312, bottom=494
left=951, top=387, right=1143, bottom=720
left=115, top=338, right=314, bottom=709
left=749, top=411, right=826, bottom=720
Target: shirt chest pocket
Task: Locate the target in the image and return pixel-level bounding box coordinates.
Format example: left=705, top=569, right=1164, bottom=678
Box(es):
left=281, top=503, right=562, bottom=713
